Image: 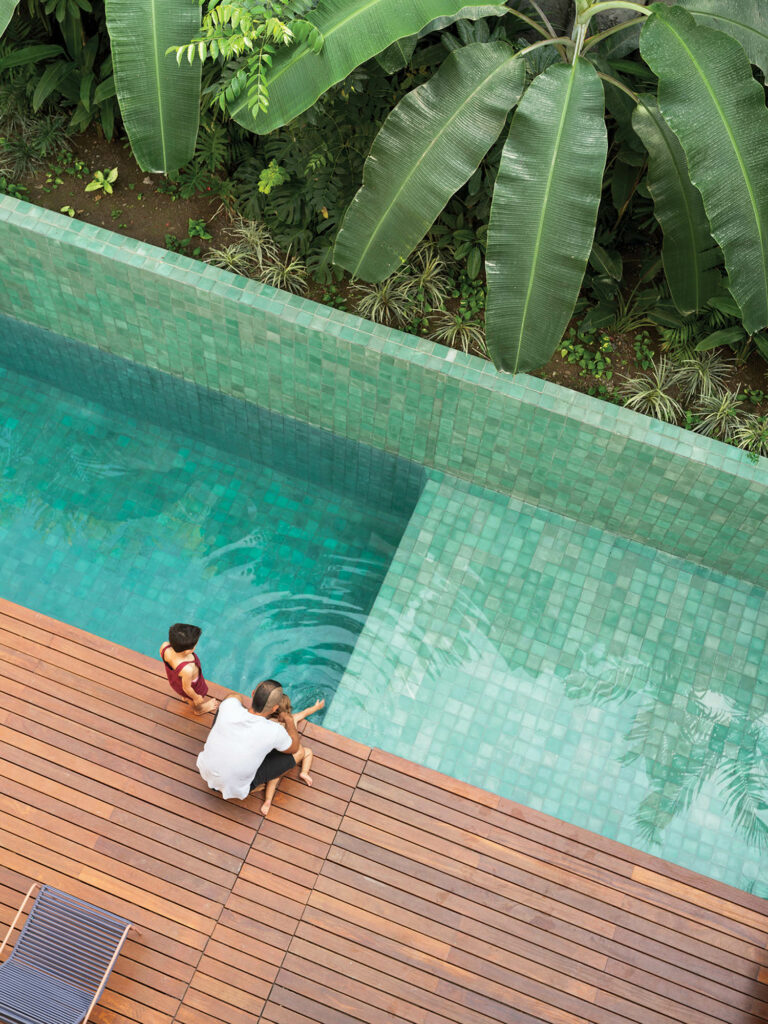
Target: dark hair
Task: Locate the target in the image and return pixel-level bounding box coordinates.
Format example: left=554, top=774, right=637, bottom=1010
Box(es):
left=168, top=623, right=202, bottom=653
left=252, top=679, right=283, bottom=713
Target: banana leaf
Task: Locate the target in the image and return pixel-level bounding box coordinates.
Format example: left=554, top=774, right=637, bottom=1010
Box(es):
left=232, top=0, right=471, bottom=134
left=375, top=36, right=417, bottom=74
left=0, top=0, right=19, bottom=36
left=632, top=93, right=721, bottom=315
left=106, top=0, right=201, bottom=173
left=678, top=0, right=768, bottom=77
left=420, top=4, right=509, bottom=34
left=641, top=5, right=768, bottom=333
left=0, top=44, right=63, bottom=69
left=486, top=58, right=607, bottom=374
left=335, top=42, right=524, bottom=281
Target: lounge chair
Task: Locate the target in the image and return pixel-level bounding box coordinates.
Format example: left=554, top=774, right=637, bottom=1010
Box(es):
left=0, top=883, right=133, bottom=1024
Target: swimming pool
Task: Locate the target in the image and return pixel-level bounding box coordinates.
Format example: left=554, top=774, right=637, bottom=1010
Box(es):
left=3, top=302, right=768, bottom=895
left=0, top=315, right=423, bottom=712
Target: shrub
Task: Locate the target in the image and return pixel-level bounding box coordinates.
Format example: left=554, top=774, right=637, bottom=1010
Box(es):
left=353, top=275, right=412, bottom=328
left=619, top=359, right=682, bottom=423
left=259, top=249, right=309, bottom=295
left=430, top=311, right=486, bottom=356
left=671, top=352, right=732, bottom=402
left=694, top=389, right=745, bottom=442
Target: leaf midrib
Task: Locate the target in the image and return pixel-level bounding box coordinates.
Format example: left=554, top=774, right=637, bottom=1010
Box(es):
left=349, top=49, right=518, bottom=278
left=513, top=61, right=578, bottom=375
left=149, top=0, right=168, bottom=170
left=266, top=0, right=463, bottom=89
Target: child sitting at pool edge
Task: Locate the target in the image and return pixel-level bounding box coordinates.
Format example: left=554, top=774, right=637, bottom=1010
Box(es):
left=160, top=622, right=217, bottom=716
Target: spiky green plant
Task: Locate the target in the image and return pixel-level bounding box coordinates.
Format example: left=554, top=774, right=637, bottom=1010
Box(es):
left=660, top=314, right=700, bottom=360
left=671, top=353, right=733, bottom=402
left=229, top=218, right=279, bottom=270
left=430, top=311, right=486, bottom=356
left=0, top=112, right=72, bottom=177
left=734, top=415, right=768, bottom=460
left=400, top=243, right=451, bottom=312
left=353, top=275, right=413, bottom=328
left=619, top=358, right=682, bottom=424
left=204, top=242, right=257, bottom=276
left=259, top=249, right=308, bottom=295
left=694, top=389, right=745, bottom=442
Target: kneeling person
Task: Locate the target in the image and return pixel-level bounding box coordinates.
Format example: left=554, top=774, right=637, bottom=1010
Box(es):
left=196, top=679, right=312, bottom=815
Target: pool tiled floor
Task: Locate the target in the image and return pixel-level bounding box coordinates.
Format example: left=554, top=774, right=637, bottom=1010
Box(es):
left=327, top=474, right=768, bottom=894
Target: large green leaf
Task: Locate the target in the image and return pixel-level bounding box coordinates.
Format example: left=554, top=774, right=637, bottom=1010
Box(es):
left=231, top=0, right=470, bottom=134
left=485, top=58, right=607, bottom=374
left=632, top=93, right=720, bottom=315
left=334, top=42, right=524, bottom=281
left=641, top=5, right=768, bottom=333
left=375, top=36, right=418, bottom=74
left=0, top=0, right=19, bottom=36
left=420, top=4, right=509, bottom=34
left=677, top=0, right=768, bottom=77
left=105, top=0, right=201, bottom=173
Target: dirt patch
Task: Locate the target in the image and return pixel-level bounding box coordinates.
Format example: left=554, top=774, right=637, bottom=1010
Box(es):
left=25, top=126, right=229, bottom=251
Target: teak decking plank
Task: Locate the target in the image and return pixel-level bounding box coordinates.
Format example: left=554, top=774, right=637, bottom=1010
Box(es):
left=1, top=597, right=766, bottom=1024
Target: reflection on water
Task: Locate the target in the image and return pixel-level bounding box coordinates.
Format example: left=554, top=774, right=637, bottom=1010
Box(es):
left=0, top=358, right=416, bottom=714
left=327, top=477, right=768, bottom=893
left=565, top=645, right=768, bottom=852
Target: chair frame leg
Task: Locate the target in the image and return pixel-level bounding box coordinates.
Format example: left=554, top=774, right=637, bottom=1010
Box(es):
left=82, top=923, right=133, bottom=1024
left=0, top=884, right=38, bottom=960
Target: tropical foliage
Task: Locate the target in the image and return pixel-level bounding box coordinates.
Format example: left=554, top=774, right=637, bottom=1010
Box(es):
left=213, top=0, right=768, bottom=373
left=4, top=0, right=768, bottom=391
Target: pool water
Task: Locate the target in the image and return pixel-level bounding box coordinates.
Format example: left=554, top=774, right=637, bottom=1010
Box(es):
left=325, top=474, right=768, bottom=895
left=0, top=320, right=423, bottom=712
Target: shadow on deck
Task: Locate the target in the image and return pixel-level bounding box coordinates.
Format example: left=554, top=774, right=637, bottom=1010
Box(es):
left=0, top=597, right=767, bottom=1024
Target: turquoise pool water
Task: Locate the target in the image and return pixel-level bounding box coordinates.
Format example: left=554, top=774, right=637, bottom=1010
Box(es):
left=325, top=474, right=768, bottom=895
left=0, top=319, right=422, bottom=712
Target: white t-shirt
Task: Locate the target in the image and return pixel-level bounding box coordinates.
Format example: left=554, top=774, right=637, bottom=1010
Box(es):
left=197, top=696, right=292, bottom=800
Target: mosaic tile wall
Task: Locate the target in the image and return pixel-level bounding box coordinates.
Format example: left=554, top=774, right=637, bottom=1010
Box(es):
left=1, top=197, right=766, bottom=583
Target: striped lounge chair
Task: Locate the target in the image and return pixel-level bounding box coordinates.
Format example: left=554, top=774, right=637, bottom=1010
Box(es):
left=0, top=884, right=133, bottom=1024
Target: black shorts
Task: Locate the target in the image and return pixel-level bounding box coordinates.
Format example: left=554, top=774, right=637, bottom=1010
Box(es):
left=250, top=749, right=296, bottom=791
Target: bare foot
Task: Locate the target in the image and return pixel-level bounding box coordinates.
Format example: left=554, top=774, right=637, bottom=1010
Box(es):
left=299, top=771, right=313, bottom=787
left=260, top=799, right=272, bottom=816
left=193, top=698, right=218, bottom=716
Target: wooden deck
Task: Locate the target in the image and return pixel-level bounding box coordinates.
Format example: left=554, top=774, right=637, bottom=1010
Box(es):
left=1, top=597, right=768, bottom=1024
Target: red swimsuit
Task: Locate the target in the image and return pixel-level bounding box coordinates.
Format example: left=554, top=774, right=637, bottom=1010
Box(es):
left=161, top=644, right=209, bottom=698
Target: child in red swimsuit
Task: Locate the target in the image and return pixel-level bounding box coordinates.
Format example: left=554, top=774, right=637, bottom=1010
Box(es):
left=160, top=623, right=217, bottom=716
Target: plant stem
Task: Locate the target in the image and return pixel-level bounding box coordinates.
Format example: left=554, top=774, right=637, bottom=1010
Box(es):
left=516, top=36, right=573, bottom=61
left=579, top=1, right=650, bottom=21
left=507, top=7, right=552, bottom=41
left=526, top=0, right=557, bottom=37
left=597, top=70, right=639, bottom=102
left=582, top=16, right=645, bottom=53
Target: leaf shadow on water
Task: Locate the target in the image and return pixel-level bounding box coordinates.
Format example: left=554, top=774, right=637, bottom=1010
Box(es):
left=563, top=647, right=768, bottom=853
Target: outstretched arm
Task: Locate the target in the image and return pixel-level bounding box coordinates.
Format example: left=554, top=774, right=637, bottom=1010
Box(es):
left=292, top=699, right=325, bottom=725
